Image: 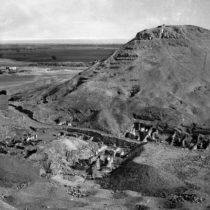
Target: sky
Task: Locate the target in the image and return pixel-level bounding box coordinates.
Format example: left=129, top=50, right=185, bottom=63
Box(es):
left=0, top=0, right=210, bottom=42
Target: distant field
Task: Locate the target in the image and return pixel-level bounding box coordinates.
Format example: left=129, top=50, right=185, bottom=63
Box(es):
left=0, top=75, right=35, bottom=82
left=0, top=70, right=82, bottom=95
left=0, top=43, right=120, bottom=94
left=0, top=75, right=36, bottom=87
left=0, top=44, right=121, bottom=62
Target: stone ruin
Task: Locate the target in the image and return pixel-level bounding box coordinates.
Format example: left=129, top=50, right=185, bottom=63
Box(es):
left=125, top=121, right=210, bottom=150
left=60, top=138, right=124, bottom=178
left=0, top=128, right=135, bottom=188
left=0, top=131, right=40, bottom=157
left=12, top=131, right=135, bottom=185
left=135, top=25, right=186, bottom=41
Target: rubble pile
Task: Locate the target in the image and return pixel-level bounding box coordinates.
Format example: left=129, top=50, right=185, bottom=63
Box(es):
left=135, top=25, right=186, bottom=40
left=0, top=128, right=135, bottom=187
left=65, top=185, right=87, bottom=198
left=168, top=192, right=205, bottom=204
left=125, top=122, right=210, bottom=150
left=0, top=133, right=40, bottom=157
left=29, top=135, right=130, bottom=181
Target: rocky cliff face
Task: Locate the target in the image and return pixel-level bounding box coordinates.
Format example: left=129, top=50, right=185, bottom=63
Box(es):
left=11, top=25, right=210, bottom=135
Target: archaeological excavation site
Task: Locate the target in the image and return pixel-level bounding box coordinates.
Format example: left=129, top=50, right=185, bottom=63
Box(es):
left=1, top=24, right=210, bottom=210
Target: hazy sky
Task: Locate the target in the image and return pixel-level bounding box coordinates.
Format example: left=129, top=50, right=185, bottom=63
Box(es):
left=1, top=0, right=210, bottom=41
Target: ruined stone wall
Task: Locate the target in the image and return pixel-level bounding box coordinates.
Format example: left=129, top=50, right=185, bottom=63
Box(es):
left=65, top=127, right=141, bottom=149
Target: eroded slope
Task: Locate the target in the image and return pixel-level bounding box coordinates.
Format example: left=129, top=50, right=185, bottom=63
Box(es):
left=11, top=25, right=210, bottom=135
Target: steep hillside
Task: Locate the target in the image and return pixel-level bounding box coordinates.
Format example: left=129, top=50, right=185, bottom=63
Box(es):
left=11, top=25, right=210, bottom=135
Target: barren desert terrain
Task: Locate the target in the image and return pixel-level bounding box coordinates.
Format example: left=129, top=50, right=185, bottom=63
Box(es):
left=1, top=25, right=210, bottom=210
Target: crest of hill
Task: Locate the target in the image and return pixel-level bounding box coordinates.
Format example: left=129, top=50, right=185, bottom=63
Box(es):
left=11, top=25, right=210, bottom=135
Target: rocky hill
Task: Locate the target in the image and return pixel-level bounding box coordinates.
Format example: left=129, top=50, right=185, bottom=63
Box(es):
left=11, top=25, right=210, bottom=135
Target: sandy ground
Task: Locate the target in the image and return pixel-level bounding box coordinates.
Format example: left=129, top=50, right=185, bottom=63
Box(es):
left=0, top=63, right=83, bottom=95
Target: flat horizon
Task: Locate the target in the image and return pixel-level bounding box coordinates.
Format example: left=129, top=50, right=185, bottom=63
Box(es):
left=0, top=38, right=128, bottom=45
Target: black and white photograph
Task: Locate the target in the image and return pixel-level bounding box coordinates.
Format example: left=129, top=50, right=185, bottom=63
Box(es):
left=0, top=0, right=210, bottom=209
